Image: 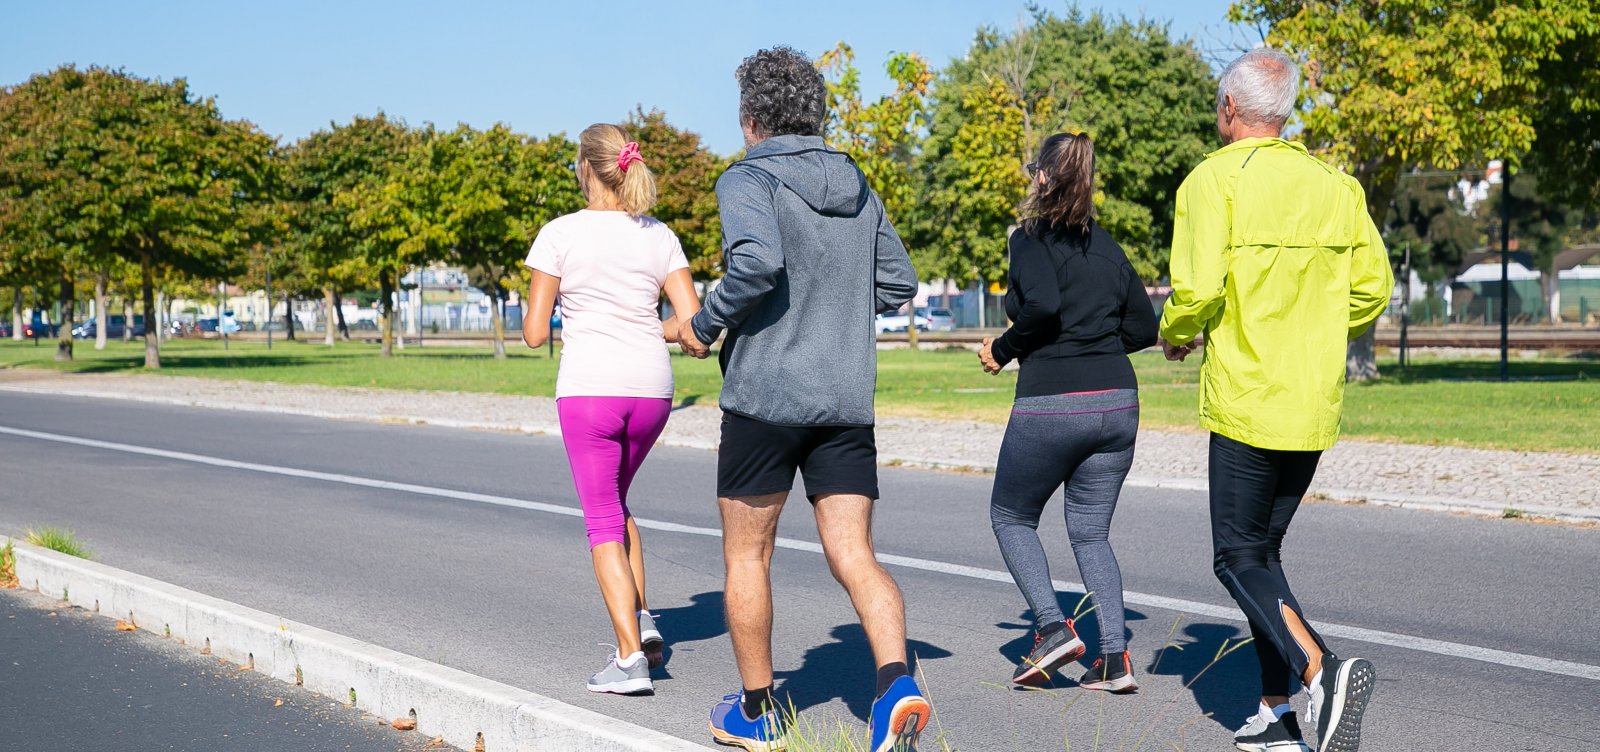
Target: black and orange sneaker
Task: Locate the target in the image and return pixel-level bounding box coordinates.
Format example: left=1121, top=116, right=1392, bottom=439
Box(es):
left=1011, top=620, right=1086, bottom=687
left=1077, top=651, right=1139, bottom=693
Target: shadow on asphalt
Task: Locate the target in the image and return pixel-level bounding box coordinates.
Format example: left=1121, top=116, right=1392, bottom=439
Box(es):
left=775, top=624, right=953, bottom=721
left=651, top=591, right=727, bottom=678
left=1143, top=622, right=1264, bottom=731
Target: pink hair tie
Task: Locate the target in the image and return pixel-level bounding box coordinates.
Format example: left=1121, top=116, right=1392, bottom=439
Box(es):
left=617, top=141, right=644, bottom=172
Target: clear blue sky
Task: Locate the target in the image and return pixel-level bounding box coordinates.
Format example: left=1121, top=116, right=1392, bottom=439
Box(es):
left=5, top=0, right=1238, bottom=155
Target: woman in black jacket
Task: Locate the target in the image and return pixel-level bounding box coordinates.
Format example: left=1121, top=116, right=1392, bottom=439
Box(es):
left=979, top=132, right=1159, bottom=692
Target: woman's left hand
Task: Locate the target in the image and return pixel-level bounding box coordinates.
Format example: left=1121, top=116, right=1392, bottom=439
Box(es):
left=979, top=337, right=1002, bottom=375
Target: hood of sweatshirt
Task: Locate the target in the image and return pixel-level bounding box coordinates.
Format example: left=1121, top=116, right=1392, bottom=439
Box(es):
left=735, top=134, right=869, bottom=217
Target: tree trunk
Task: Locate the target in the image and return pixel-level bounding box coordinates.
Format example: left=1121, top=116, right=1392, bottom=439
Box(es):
left=55, top=274, right=74, bottom=361
left=284, top=294, right=297, bottom=340
left=157, top=290, right=169, bottom=343
left=10, top=287, right=23, bottom=341
left=1543, top=266, right=1561, bottom=324
left=94, top=271, right=109, bottom=350
left=1346, top=164, right=1400, bottom=382
left=490, top=282, right=507, bottom=360
left=1345, top=330, right=1378, bottom=381
left=379, top=269, right=395, bottom=357
left=122, top=296, right=134, bottom=342
left=141, top=248, right=160, bottom=369
left=334, top=287, right=351, bottom=340
left=322, top=286, right=337, bottom=346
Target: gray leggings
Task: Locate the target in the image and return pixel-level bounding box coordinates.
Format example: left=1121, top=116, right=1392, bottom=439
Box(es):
left=990, top=389, right=1138, bottom=654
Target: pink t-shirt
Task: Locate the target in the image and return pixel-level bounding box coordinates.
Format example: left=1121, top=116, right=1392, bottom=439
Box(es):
left=524, top=210, right=689, bottom=399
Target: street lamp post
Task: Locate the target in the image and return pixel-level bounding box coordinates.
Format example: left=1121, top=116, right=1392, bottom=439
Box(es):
left=265, top=266, right=273, bottom=351
left=1500, top=168, right=1511, bottom=382
left=218, top=281, right=228, bottom=352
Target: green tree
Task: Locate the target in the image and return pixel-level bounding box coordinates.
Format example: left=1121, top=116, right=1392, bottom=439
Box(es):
left=439, top=124, right=581, bottom=358
left=0, top=66, right=273, bottom=367
left=819, top=42, right=933, bottom=344
left=332, top=116, right=425, bottom=357
left=281, top=117, right=410, bottom=346
left=913, top=10, right=1217, bottom=284
left=1231, top=0, right=1600, bottom=377
left=625, top=108, right=728, bottom=278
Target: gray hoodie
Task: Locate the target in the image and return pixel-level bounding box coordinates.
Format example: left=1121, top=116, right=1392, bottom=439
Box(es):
left=690, top=134, right=916, bottom=427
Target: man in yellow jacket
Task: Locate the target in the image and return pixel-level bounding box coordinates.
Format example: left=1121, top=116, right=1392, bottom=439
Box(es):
left=1159, top=48, right=1392, bottom=752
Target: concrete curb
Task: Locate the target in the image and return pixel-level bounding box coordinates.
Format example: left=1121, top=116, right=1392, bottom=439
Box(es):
left=6, top=538, right=711, bottom=752
left=3, top=382, right=1596, bottom=524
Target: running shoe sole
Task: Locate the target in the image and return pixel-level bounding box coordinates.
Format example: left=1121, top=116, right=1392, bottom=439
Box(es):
left=1318, top=658, right=1376, bottom=752
left=709, top=723, right=787, bottom=752
left=873, top=695, right=931, bottom=752
left=587, top=676, right=653, bottom=695
left=642, top=634, right=664, bottom=669
left=1012, top=636, right=1087, bottom=687
left=1235, top=742, right=1311, bottom=752
left=1078, top=673, right=1138, bottom=693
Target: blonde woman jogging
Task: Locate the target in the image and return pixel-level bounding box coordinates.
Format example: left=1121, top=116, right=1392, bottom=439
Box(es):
left=522, top=123, right=701, bottom=695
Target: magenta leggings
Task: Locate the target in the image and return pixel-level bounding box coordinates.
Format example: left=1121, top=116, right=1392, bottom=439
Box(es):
left=556, top=397, right=673, bottom=549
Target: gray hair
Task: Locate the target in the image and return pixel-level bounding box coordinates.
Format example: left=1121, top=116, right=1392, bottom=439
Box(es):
left=1217, top=48, right=1300, bottom=126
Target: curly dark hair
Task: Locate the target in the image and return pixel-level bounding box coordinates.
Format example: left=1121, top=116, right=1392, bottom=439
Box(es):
left=735, top=46, right=826, bottom=138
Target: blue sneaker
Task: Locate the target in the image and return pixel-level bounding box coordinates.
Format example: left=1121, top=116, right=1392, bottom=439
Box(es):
left=709, top=691, right=787, bottom=751
left=869, top=675, right=931, bottom=752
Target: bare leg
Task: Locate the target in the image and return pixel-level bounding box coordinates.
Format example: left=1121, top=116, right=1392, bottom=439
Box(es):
left=625, top=517, right=649, bottom=612
left=721, top=492, right=787, bottom=690
left=813, top=493, right=907, bottom=670
left=1283, top=604, right=1326, bottom=685
left=590, top=541, right=643, bottom=655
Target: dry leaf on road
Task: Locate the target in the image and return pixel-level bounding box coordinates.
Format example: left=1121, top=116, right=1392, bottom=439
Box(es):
left=273, top=698, right=284, bottom=707
left=114, top=620, right=137, bottom=631
left=391, top=717, right=417, bottom=731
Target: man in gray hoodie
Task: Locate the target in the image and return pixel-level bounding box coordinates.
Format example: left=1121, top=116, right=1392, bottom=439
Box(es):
left=682, top=46, right=928, bottom=752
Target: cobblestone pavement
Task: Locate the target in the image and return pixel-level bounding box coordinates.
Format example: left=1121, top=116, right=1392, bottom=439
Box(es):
left=2, top=369, right=1595, bottom=518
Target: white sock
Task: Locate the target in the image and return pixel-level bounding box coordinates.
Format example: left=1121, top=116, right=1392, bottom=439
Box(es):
left=616, top=650, right=645, bottom=667
left=637, top=609, right=653, bottom=618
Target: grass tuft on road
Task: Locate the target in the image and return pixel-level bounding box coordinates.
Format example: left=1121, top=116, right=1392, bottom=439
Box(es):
left=1, top=540, right=15, bottom=587
left=25, top=527, right=90, bottom=559
left=1, top=338, right=1595, bottom=453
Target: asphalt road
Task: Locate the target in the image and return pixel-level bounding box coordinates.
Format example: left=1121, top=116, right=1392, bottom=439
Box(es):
left=1, top=391, right=1597, bottom=751
left=0, top=586, right=451, bottom=751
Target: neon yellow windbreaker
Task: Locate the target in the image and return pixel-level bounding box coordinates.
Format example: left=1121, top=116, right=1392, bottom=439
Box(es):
left=1159, top=137, right=1393, bottom=451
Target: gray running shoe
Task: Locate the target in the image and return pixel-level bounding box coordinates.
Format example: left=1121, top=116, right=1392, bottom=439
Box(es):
left=1234, top=710, right=1311, bottom=751
left=587, top=650, right=653, bottom=695
left=1306, top=656, right=1376, bottom=752
left=639, top=610, right=664, bottom=668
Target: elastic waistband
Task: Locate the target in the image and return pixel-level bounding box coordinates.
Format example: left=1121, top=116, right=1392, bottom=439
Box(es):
left=1012, top=389, right=1138, bottom=416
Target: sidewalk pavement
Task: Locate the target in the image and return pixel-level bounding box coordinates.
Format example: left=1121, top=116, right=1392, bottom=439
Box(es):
left=1, top=368, right=1594, bottom=519
left=0, top=586, right=452, bottom=752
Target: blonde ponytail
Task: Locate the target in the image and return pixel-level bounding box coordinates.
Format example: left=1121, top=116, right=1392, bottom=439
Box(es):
left=579, top=123, right=658, bottom=217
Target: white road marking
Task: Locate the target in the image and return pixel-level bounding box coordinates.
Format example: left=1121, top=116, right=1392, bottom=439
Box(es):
left=4, top=423, right=1597, bottom=683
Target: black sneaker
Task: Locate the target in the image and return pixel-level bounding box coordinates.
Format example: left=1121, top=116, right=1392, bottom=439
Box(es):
left=1306, top=655, right=1377, bottom=752
left=1077, top=651, right=1138, bottom=693
left=1011, top=620, right=1086, bottom=686
left=1234, top=709, right=1311, bottom=751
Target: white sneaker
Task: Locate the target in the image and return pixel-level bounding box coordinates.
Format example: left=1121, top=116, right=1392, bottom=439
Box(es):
left=587, top=650, right=653, bottom=695
left=1306, top=656, right=1376, bottom=751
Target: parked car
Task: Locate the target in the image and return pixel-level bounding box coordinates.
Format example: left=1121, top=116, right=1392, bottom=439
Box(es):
left=71, top=315, right=146, bottom=339
left=0, top=321, right=10, bottom=338
left=22, top=312, right=56, bottom=339
left=875, top=308, right=956, bottom=334
left=196, top=316, right=240, bottom=334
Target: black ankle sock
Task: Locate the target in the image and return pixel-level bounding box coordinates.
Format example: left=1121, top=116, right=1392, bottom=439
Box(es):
left=1038, top=621, right=1068, bottom=638
left=742, top=686, right=775, bottom=719
left=875, top=662, right=909, bottom=696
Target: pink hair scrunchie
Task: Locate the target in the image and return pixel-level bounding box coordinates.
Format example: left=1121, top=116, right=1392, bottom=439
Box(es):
left=617, top=141, right=644, bottom=172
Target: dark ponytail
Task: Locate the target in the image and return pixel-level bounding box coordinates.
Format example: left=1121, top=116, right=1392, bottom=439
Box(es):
left=1021, top=133, right=1095, bottom=239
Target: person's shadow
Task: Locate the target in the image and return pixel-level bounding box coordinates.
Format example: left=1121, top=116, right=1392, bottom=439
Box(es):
left=774, top=624, right=953, bottom=721
left=648, top=591, right=727, bottom=678
left=1142, top=622, right=1265, bottom=731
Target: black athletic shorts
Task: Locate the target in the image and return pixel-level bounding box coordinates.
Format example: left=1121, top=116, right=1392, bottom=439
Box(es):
left=716, top=411, right=879, bottom=500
